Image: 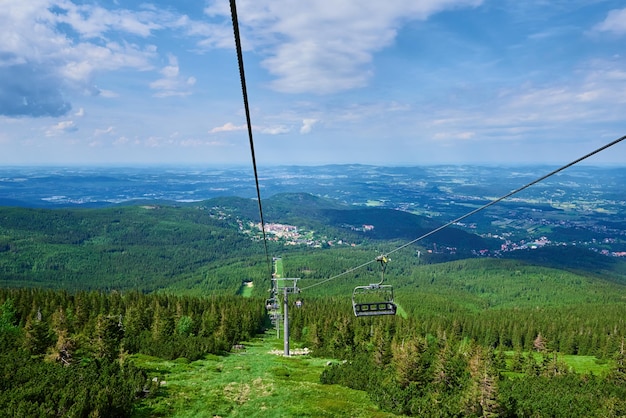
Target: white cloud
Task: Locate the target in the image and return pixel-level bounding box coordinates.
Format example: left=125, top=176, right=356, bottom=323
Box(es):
left=432, top=131, right=476, bottom=141
left=145, top=136, right=163, bottom=147
left=0, top=0, right=193, bottom=117
left=74, top=107, right=85, bottom=117
left=113, top=136, right=129, bottom=146
left=98, top=89, right=119, bottom=98
left=149, top=54, right=196, bottom=97
left=94, top=126, right=114, bottom=136
left=204, top=0, right=482, bottom=94
left=300, top=119, right=318, bottom=134
left=209, top=122, right=289, bottom=135
left=595, top=8, right=626, bottom=35
left=259, top=126, right=290, bottom=135
left=179, top=138, right=204, bottom=147
left=207, top=140, right=231, bottom=146
left=210, top=122, right=247, bottom=133
left=52, top=1, right=163, bottom=39
left=45, top=120, right=77, bottom=136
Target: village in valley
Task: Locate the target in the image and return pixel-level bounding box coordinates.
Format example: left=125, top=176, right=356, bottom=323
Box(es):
left=245, top=221, right=362, bottom=248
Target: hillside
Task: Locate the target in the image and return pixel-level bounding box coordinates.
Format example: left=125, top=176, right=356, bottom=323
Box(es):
left=0, top=193, right=503, bottom=292
left=2, top=193, right=626, bottom=327
left=0, top=204, right=263, bottom=292
left=3, top=194, right=626, bottom=417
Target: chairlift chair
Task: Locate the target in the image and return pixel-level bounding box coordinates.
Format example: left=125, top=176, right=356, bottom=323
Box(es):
left=265, top=298, right=279, bottom=312
left=352, top=284, right=396, bottom=316
left=352, top=255, right=397, bottom=317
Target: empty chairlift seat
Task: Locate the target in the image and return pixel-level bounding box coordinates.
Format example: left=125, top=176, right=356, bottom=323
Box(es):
left=352, top=283, right=397, bottom=317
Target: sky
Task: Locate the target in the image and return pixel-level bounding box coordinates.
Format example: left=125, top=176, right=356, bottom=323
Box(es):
left=1, top=0, right=626, bottom=166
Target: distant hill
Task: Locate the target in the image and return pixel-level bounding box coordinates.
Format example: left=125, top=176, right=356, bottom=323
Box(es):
left=264, top=192, right=347, bottom=219
left=394, top=257, right=626, bottom=310
left=501, top=245, right=626, bottom=284
left=0, top=193, right=624, bottom=295
left=0, top=197, right=111, bottom=209
left=256, top=193, right=499, bottom=253
left=319, top=207, right=498, bottom=251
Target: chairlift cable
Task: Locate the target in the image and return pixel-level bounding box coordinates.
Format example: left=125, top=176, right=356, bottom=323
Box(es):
left=386, top=134, right=626, bottom=257
left=300, top=259, right=379, bottom=291
left=229, top=0, right=272, bottom=277
left=228, top=1, right=625, bottom=291
left=301, top=134, right=626, bottom=291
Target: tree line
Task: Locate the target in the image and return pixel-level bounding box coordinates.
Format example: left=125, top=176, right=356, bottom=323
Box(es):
left=0, top=288, right=267, bottom=417
left=287, top=297, right=626, bottom=417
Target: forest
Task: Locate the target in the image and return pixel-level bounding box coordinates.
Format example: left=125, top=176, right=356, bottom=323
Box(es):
left=2, top=200, right=626, bottom=416
left=0, top=289, right=266, bottom=416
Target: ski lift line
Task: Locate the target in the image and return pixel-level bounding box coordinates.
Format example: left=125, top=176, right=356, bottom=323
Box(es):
left=229, top=0, right=272, bottom=277
left=301, top=133, right=626, bottom=292
left=300, top=259, right=379, bottom=291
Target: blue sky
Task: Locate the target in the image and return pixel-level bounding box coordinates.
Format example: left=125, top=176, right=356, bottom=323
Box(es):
left=1, top=0, right=625, bottom=166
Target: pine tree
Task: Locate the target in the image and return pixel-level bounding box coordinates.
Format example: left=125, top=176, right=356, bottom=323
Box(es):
left=47, top=307, right=76, bottom=366
left=198, top=303, right=219, bottom=338
left=23, top=308, right=53, bottom=355
left=533, top=333, right=547, bottom=352
left=93, top=314, right=124, bottom=360
left=608, top=338, right=626, bottom=384
left=0, top=298, right=18, bottom=331
left=176, top=315, right=194, bottom=336
left=372, top=325, right=392, bottom=367
left=391, top=336, right=428, bottom=388
left=0, top=298, right=20, bottom=351
left=463, top=345, right=501, bottom=417
left=151, top=301, right=174, bottom=342
left=510, top=348, right=524, bottom=372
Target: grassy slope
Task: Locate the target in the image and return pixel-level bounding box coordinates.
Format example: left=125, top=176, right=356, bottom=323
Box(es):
left=130, top=336, right=611, bottom=417
left=501, top=351, right=611, bottom=376
left=133, top=333, right=397, bottom=418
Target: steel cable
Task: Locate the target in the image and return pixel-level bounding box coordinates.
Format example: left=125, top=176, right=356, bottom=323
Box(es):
left=229, top=0, right=272, bottom=278
left=301, top=134, right=626, bottom=291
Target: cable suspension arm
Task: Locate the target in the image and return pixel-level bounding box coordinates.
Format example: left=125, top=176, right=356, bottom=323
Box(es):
left=230, top=0, right=271, bottom=277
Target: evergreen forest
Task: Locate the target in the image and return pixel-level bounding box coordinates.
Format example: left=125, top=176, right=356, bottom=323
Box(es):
left=1, top=196, right=626, bottom=417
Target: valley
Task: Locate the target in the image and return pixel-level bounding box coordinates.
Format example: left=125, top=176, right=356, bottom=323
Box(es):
left=1, top=164, right=626, bottom=416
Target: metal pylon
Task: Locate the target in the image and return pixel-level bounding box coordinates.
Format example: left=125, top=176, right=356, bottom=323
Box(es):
left=272, top=277, right=300, bottom=356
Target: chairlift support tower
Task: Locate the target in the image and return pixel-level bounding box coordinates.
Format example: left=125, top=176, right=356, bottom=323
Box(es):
left=273, top=277, right=300, bottom=356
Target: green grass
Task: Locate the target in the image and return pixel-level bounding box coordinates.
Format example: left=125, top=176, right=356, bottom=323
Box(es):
left=132, top=332, right=398, bottom=417
left=560, top=354, right=612, bottom=375
left=502, top=351, right=612, bottom=375
left=395, top=302, right=408, bottom=319
left=238, top=281, right=254, bottom=298
left=273, top=258, right=284, bottom=279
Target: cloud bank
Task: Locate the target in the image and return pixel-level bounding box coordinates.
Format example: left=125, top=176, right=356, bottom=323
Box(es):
left=0, top=0, right=178, bottom=117
left=204, top=0, right=482, bottom=94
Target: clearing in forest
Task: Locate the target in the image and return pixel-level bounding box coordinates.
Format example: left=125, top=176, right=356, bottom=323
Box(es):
left=132, top=332, right=396, bottom=417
